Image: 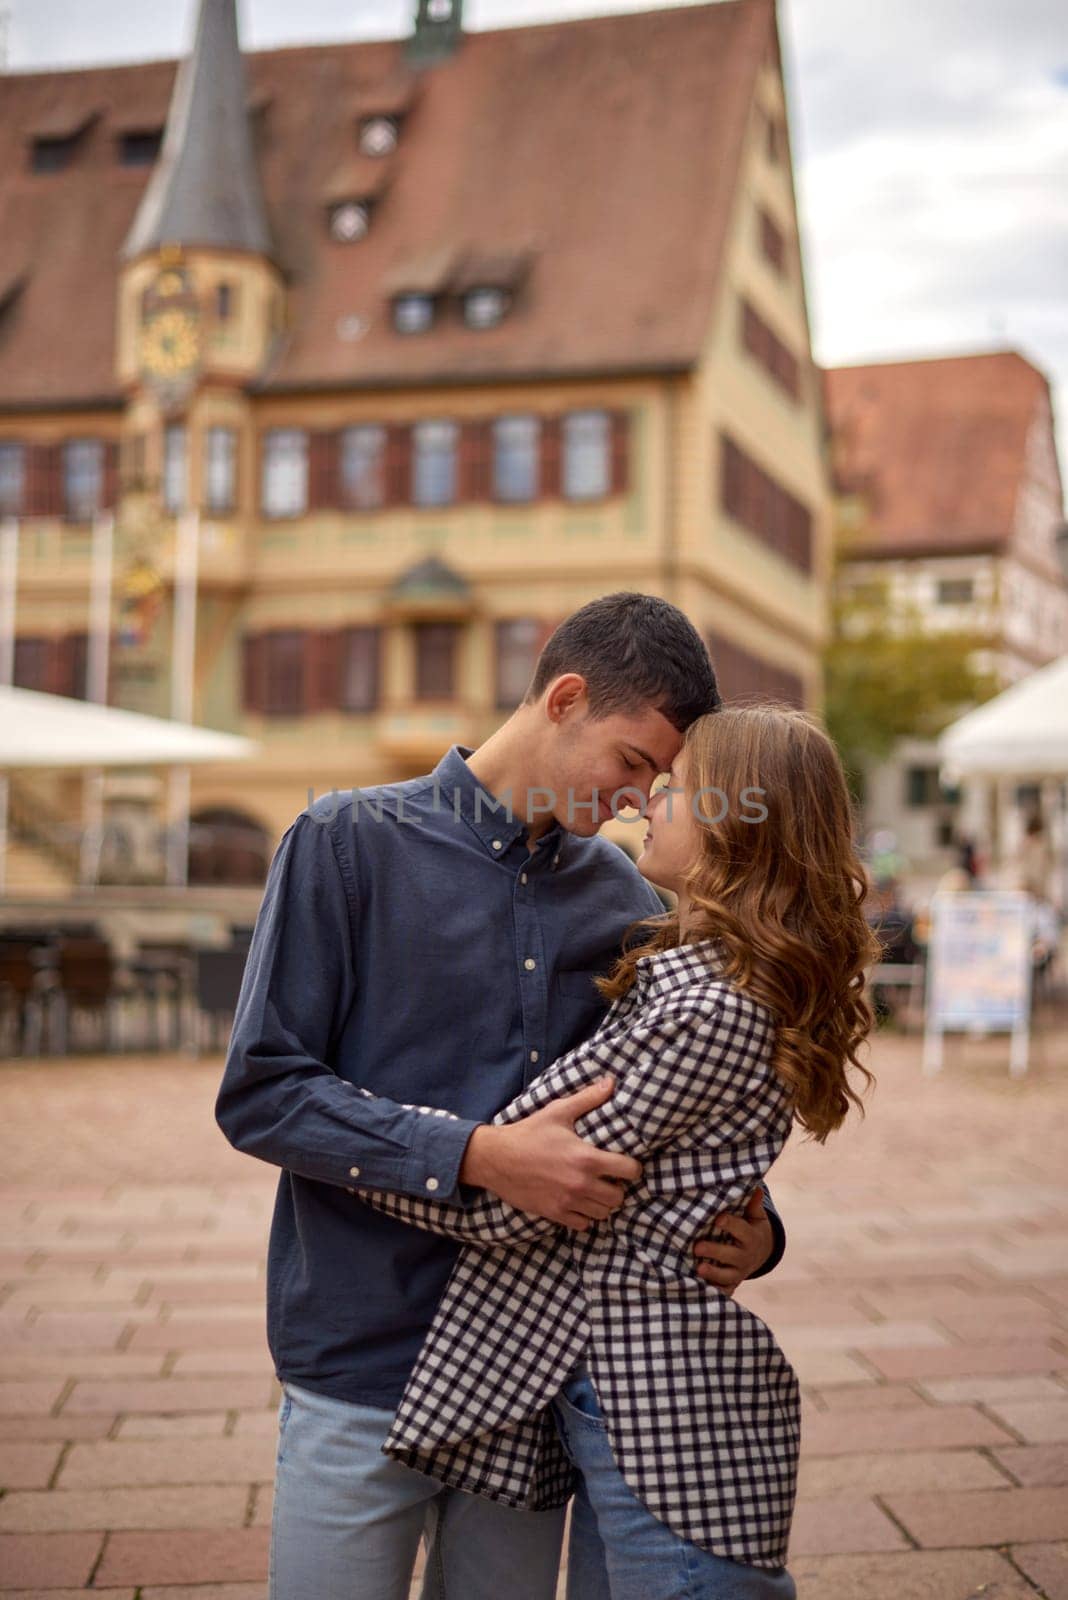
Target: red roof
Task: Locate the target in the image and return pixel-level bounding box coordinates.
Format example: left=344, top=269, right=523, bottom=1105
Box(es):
left=0, top=1, right=774, bottom=409
left=823, top=351, right=1061, bottom=556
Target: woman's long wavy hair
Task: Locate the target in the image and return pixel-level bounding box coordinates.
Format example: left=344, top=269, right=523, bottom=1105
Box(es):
left=597, top=704, right=880, bottom=1142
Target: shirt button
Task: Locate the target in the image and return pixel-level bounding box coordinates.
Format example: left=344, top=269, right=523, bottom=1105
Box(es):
left=349, top=1166, right=361, bottom=1178
left=426, top=1176, right=440, bottom=1192
left=492, top=840, right=503, bottom=851
left=524, top=957, right=536, bottom=971
left=530, top=1049, right=539, bottom=1062
left=520, top=872, right=528, bottom=885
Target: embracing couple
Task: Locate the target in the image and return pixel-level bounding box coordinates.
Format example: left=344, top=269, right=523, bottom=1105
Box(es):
left=216, top=591, right=877, bottom=1600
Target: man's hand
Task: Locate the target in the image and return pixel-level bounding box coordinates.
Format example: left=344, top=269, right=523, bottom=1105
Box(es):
left=459, top=1075, right=643, bottom=1230
left=692, top=1186, right=773, bottom=1296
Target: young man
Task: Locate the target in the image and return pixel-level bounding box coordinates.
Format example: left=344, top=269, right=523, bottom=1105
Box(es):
left=216, top=592, right=786, bottom=1600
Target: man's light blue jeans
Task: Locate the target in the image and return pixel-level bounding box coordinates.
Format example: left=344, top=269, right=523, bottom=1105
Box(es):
left=268, top=1380, right=567, bottom=1600
left=550, top=1365, right=798, bottom=1600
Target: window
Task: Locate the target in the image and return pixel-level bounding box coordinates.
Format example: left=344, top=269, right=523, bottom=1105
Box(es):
left=13, top=637, right=50, bottom=692
left=493, top=416, right=539, bottom=502
left=30, top=136, right=78, bottom=173
left=705, top=630, right=804, bottom=708
left=330, top=202, right=370, bottom=243
left=0, top=441, right=24, bottom=515
left=412, top=420, right=458, bottom=507
left=119, top=130, right=162, bottom=166
left=937, top=577, right=975, bottom=605
left=758, top=207, right=787, bottom=274
left=463, top=288, right=508, bottom=329
left=414, top=621, right=460, bottom=700
left=562, top=410, right=610, bottom=500
left=215, top=282, right=237, bottom=321
left=495, top=618, right=542, bottom=708
left=204, top=427, right=238, bottom=514
left=163, top=424, right=187, bottom=515
left=62, top=439, right=104, bottom=521
left=393, top=294, right=434, bottom=334
left=340, top=425, right=386, bottom=510
left=341, top=626, right=381, bottom=711
left=905, top=766, right=940, bottom=809
left=720, top=433, right=812, bottom=572
left=263, top=631, right=306, bottom=716
left=740, top=299, right=800, bottom=400
left=359, top=116, right=398, bottom=157
left=262, top=429, right=308, bottom=518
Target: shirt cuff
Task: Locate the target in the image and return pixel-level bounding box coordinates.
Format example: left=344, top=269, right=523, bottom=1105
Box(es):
left=747, top=1195, right=786, bottom=1279
left=402, top=1112, right=483, bottom=1203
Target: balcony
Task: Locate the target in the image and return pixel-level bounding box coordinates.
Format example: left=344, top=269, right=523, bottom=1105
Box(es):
left=376, top=703, right=478, bottom=765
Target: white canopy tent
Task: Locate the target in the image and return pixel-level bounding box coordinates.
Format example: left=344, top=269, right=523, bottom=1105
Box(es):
left=939, top=654, right=1068, bottom=779
left=0, top=686, right=257, bottom=770
left=0, top=687, right=259, bottom=893
left=939, top=655, right=1068, bottom=911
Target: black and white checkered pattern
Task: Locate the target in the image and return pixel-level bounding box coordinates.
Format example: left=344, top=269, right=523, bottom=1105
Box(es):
left=350, top=939, right=801, bottom=1568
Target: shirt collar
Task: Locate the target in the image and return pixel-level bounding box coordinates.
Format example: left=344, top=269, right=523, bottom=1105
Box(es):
left=632, top=937, right=726, bottom=999
left=432, top=744, right=565, bottom=865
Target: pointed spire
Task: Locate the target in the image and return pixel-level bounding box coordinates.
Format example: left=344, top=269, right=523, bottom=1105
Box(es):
left=122, top=0, right=271, bottom=261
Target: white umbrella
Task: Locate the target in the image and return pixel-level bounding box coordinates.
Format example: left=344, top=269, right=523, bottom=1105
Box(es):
left=0, top=686, right=258, bottom=770
left=939, top=654, right=1068, bottom=778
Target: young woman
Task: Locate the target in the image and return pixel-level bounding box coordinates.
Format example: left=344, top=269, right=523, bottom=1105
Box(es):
left=349, top=705, right=879, bottom=1599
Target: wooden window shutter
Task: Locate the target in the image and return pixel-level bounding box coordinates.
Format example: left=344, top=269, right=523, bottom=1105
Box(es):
left=384, top=424, right=411, bottom=506
left=610, top=411, right=630, bottom=495
left=308, top=430, right=339, bottom=511
left=101, top=441, right=119, bottom=510
left=309, top=628, right=341, bottom=712
left=242, top=634, right=264, bottom=713
left=539, top=417, right=561, bottom=499
left=459, top=421, right=490, bottom=502
left=26, top=442, right=59, bottom=516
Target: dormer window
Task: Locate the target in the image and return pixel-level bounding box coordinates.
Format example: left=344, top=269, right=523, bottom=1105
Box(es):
left=30, top=135, right=79, bottom=173
left=27, top=111, right=98, bottom=174
left=393, top=293, right=435, bottom=334
left=119, top=130, right=163, bottom=167
left=359, top=116, right=399, bottom=157
left=330, top=201, right=371, bottom=243
left=463, top=287, right=508, bottom=330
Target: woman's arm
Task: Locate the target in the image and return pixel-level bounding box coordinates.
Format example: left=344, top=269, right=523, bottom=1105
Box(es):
left=350, top=988, right=780, bottom=1249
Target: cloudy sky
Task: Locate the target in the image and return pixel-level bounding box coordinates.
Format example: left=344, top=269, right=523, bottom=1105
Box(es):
left=7, top=0, right=1068, bottom=472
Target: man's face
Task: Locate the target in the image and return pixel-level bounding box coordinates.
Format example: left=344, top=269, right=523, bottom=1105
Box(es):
left=545, top=697, right=684, bottom=838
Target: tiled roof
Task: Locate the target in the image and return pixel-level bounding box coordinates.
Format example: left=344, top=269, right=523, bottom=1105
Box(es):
left=0, top=0, right=772, bottom=409
left=823, top=351, right=1058, bottom=556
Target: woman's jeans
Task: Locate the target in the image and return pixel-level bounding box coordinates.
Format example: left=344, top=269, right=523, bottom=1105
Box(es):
left=269, top=1380, right=566, bottom=1600
left=549, top=1365, right=797, bottom=1600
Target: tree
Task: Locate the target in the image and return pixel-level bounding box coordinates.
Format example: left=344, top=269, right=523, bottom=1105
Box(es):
left=824, top=570, right=998, bottom=802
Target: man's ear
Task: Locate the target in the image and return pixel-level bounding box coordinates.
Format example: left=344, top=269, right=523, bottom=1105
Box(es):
left=544, top=673, right=588, bottom=725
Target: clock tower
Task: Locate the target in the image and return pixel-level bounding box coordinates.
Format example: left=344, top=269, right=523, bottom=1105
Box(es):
left=115, top=0, right=283, bottom=512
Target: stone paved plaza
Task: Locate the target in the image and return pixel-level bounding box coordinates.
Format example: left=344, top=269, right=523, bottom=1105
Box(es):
left=1, top=1021, right=1066, bottom=1598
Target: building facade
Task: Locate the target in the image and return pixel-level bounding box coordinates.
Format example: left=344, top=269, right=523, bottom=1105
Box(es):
left=825, top=350, right=1068, bottom=879
left=0, top=0, right=831, bottom=891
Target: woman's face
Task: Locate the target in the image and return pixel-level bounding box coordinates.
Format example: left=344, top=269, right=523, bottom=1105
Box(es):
left=636, top=744, right=702, bottom=896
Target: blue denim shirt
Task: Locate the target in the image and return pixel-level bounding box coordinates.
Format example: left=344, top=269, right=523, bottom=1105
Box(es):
left=216, top=744, right=785, bottom=1408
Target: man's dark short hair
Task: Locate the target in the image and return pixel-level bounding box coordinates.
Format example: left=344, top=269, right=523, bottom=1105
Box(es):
left=524, top=591, right=720, bottom=732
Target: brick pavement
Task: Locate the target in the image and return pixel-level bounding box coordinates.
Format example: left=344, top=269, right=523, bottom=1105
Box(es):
left=1, top=1023, right=1066, bottom=1598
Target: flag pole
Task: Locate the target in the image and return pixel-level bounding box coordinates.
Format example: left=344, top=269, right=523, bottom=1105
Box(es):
left=166, top=508, right=200, bottom=886
left=80, top=509, right=114, bottom=886
left=0, top=516, right=18, bottom=897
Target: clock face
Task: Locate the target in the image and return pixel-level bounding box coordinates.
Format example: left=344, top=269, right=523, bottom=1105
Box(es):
left=139, top=307, right=200, bottom=380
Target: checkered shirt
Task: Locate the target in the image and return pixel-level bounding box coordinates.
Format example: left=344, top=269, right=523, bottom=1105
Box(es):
left=349, top=938, right=801, bottom=1567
